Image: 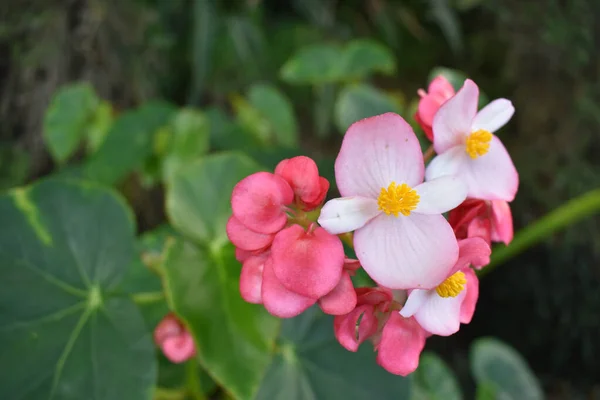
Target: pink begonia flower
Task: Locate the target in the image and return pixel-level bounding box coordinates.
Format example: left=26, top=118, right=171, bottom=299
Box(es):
left=450, top=199, right=514, bottom=252
left=275, top=156, right=330, bottom=211
left=270, top=224, right=345, bottom=299
left=375, top=313, right=426, bottom=376
left=231, top=171, right=294, bottom=234
left=426, top=79, right=519, bottom=201
left=318, top=113, right=468, bottom=290
left=399, top=237, right=490, bottom=336
left=154, top=313, right=197, bottom=364
left=414, top=76, right=456, bottom=141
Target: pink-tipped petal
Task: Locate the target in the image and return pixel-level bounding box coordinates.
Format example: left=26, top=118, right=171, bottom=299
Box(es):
left=491, top=200, right=514, bottom=245
left=460, top=268, right=479, bottom=324
left=275, top=156, right=322, bottom=204
left=161, top=332, right=197, bottom=364
left=271, top=225, right=344, bottom=298
left=262, top=258, right=315, bottom=318
left=154, top=314, right=182, bottom=346
left=354, top=213, right=458, bottom=290
left=226, top=216, right=274, bottom=251
left=472, top=99, right=515, bottom=133
left=432, top=79, right=479, bottom=153
left=336, top=113, right=424, bottom=198
left=334, top=304, right=378, bottom=352
left=457, top=136, right=519, bottom=201
left=399, top=289, right=430, bottom=318
left=231, top=172, right=294, bottom=234
left=376, top=314, right=426, bottom=376
left=318, top=272, right=357, bottom=315
left=318, top=197, right=381, bottom=235
left=413, top=289, right=466, bottom=336
left=414, top=176, right=467, bottom=214
left=302, top=177, right=330, bottom=211
left=452, top=237, right=491, bottom=273
left=425, top=145, right=469, bottom=182
left=240, top=255, right=266, bottom=304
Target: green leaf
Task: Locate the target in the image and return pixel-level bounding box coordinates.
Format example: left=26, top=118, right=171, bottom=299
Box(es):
left=280, top=43, right=343, bottom=85
left=231, top=95, right=273, bottom=146
left=161, top=240, right=279, bottom=400
left=85, top=101, right=176, bottom=185
left=207, top=107, right=262, bottom=151
left=412, top=352, right=463, bottom=400
left=0, top=143, right=30, bottom=191
left=428, top=0, right=464, bottom=54
left=470, top=337, right=543, bottom=400
left=256, top=307, right=411, bottom=399
left=86, top=101, right=114, bottom=154
left=166, top=152, right=262, bottom=246
left=0, top=180, right=156, bottom=399
left=247, top=83, right=299, bottom=148
left=334, top=84, right=400, bottom=133
left=339, top=39, right=396, bottom=80
left=43, top=83, right=100, bottom=163
left=162, top=109, right=210, bottom=183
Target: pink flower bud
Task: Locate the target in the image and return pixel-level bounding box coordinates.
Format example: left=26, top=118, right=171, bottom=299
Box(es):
left=415, top=76, right=455, bottom=141
left=334, top=304, right=378, bottom=352
left=154, top=313, right=197, bottom=364
left=275, top=156, right=330, bottom=211
left=375, top=314, right=426, bottom=376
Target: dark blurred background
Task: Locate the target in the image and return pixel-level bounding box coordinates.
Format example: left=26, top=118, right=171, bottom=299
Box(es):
left=1, top=0, right=599, bottom=398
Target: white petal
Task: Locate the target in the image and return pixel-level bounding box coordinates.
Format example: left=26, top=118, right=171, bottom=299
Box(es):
left=354, top=213, right=458, bottom=290
left=335, top=113, right=424, bottom=198
left=432, top=79, right=479, bottom=154
left=318, top=197, right=381, bottom=235
left=456, top=136, right=519, bottom=201
left=472, top=99, right=514, bottom=133
left=414, top=290, right=466, bottom=336
left=425, top=145, right=469, bottom=181
left=414, top=176, right=467, bottom=214
left=399, top=289, right=432, bottom=318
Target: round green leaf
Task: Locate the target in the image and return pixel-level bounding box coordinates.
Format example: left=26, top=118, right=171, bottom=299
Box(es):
left=255, top=307, right=411, bottom=399
left=161, top=239, right=279, bottom=400
left=166, top=152, right=261, bottom=245
left=280, top=43, right=344, bottom=85
left=0, top=180, right=156, bottom=400
left=470, top=337, right=543, bottom=400
left=43, top=83, right=100, bottom=163
left=412, top=352, right=463, bottom=400
left=340, top=39, right=396, bottom=80
left=334, top=84, right=401, bottom=133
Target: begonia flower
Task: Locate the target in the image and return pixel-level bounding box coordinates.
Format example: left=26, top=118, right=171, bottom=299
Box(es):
left=154, top=313, right=197, bottom=364
left=318, top=113, right=467, bottom=289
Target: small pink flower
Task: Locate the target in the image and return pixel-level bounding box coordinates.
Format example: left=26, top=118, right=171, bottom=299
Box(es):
left=414, top=76, right=455, bottom=141
left=275, top=156, right=330, bottom=211
left=426, top=79, right=519, bottom=201
left=399, top=237, right=490, bottom=336
left=318, top=113, right=467, bottom=289
left=154, top=313, right=197, bottom=364
left=375, top=313, right=426, bottom=376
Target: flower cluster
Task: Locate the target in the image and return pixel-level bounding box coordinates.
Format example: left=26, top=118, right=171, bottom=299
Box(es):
left=223, top=77, right=518, bottom=376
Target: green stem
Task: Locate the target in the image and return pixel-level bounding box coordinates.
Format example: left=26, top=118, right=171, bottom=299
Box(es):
left=479, top=188, right=600, bottom=277
left=131, top=291, right=164, bottom=304
left=186, top=359, right=205, bottom=400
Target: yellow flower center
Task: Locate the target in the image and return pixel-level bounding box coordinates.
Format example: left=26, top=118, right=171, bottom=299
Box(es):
left=465, top=129, right=493, bottom=159
left=377, top=182, right=420, bottom=217
left=435, top=271, right=467, bottom=298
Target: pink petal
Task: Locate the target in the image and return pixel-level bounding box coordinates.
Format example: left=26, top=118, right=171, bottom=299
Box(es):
left=231, top=172, right=294, bottom=234
left=301, top=177, right=330, bottom=211
left=226, top=216, right=274, bottom=251
left=318, top=196, right=381, bottom=235
left=275, top=156, right=322, bottom=205
left=271, top=225, right=344, bottom=298
left=452, top=237, right=491, bottom=274
left=448, top=199, right=487, bottom=239
left=432, top=79, right=479, bottom=154
left=335, top=113, right=424, bottom=198
left=425, top=145, right=469, bottom=183
left=161, top=332, right=197, bottom=364
left=472, top=99, right=514, bottom=133
left=354, top=213, right=458, bottom=290
left=413, top=176, right=467, bottom=214
left=343, top=258, right=361, bottom=273
left=318, top=272, right=357, bottom=315
left=491, top=200, right=514, bottom=245
left=240, top=255, right=266, bottom=304
left=456, top=136, right=519, bottom=201
left=235, top=248, right=255, bottom=263
left=413, top=288, right=466, bottom=336
left=460, top=268, right=479, bottom=324
left=154, top=314, right=182, bottom=346
left=376, top=314, right=426, bottom=376
left=428, top=76, right=455, bottom=98
left=261, top=258, right=315, bottom=318
left=467, top=218, right=492, bottom=249
left=356, top=286, right=394, bottom=307
left=333, top=304, right=378, bottom=352
left=414, top=111, right=434, bottom=142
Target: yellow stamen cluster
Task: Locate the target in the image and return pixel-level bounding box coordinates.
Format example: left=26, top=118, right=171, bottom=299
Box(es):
left=465, top=129, right=493, bottom=159
left=435, top=271, right=467, bottom=298
left=377, top=182, right=420, bottom=217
